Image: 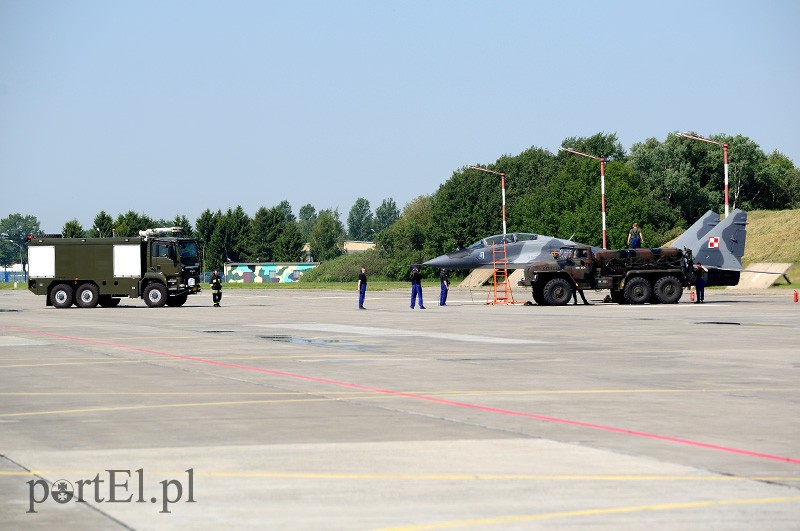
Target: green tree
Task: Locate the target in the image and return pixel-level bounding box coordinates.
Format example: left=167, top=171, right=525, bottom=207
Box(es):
left=0, top=213, right=41, bottom=266
left=374, top=197, right=400, bottom=233
left=248, top=206, right=284, bottom=261
left=172, top=214, right=194, bottom=236
left=206, top=206, right=251, bottom=269
left=274, top=220, right=304, bottom=262
left=113, top=211, right=154, bottom=236
left=62, top=219, right=84, bottom=238
left=309, top=209, right=345, bottom=261
left=375, top=196, right=433, bottom=279
left=347, top=197, right=374, bottom=240
left=298, top=203, right=317, bottom=241
left=92, top=211, right=114, bottom=238
left=560, top=132, right=627, bottom=162
left=277, top=200, right=296, bottom=223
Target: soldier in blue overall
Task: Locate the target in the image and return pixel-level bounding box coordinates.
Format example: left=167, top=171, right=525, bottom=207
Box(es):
left=439, top=268, right=450, bottom=306
left=410, top=267, right=425, bottom=309
left=210, top=270, right=222, bottom=307
left=627, top=223, right=644, bottom=249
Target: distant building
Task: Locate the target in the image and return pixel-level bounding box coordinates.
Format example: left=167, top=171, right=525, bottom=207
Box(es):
left=342, top=241, right=376, bottom=254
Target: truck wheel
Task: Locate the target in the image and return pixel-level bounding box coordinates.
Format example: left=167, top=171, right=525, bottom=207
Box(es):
left=543, top=278, right=572, bottom=306
left=532, top=284, right=546, bottom=305
left=144, top=283, right=167, bottom=307
left=75, top=283, right=99, bottom=308
left=166, top=294, right=188, bottom=307
left=654, top=276, right=682, bottom=304
left=51, top=284, right=74, bottom=309
left=624, top=277, right=651, bottom=304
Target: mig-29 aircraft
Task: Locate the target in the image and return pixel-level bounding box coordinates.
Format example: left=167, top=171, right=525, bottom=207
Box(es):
left=423, top=209, right=748, bottom=276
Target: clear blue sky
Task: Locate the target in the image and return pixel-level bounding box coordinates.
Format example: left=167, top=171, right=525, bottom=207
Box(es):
left=1, top=0, right=798, bottom=232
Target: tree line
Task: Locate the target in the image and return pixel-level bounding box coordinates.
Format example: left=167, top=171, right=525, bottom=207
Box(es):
left=3, top=131, right=798, bottom=277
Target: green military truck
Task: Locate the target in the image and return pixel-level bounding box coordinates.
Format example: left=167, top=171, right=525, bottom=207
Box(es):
left=520, top=245, right=692, bottom=306
left=27, top=228, right=201, bottom=308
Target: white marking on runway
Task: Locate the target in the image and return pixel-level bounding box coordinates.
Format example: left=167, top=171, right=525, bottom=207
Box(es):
left=249, top=323, right=545, bottom=344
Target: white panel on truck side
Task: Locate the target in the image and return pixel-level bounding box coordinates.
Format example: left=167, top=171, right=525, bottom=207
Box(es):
left=28, top=246, right=56, bottom=278
left=113, top=245, right=141, bottom=277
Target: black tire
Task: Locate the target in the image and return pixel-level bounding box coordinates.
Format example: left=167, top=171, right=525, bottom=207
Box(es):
left=610, top=289, right=627, bottom=304
left=624, top=277, right=651, bottom=305
left=532, top=284, right=546, bottom=305
left=166, top=294, right=188, bottom=307
left=51, top=284, right=73, bottom=309
left=75, top=283, right=100, bottom=308
left=98, top=296, right=121, bottom=307
left=543, top=277, right=572, bottom=306
left=143, top=283, right=167, bottom=308
left=654, top=275, right=683, bottom=304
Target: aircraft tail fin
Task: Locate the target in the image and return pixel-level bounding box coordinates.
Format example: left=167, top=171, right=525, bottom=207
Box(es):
left=670, top=210, right=719, bottom=251
left=689, top=209, right=748, bottom=270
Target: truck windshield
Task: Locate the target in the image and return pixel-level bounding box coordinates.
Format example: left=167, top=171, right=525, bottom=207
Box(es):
left=178, top=241, right=199, bottom=259
left=557, top=248, right=574, bottom=260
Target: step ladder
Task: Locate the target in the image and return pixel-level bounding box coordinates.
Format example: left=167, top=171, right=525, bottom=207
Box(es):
left=486, top=241, right=515, bottom=305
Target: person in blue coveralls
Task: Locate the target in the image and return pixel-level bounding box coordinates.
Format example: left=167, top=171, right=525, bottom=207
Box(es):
left=410, top=267, right=425, bottom=309
left=439, top=268, right=450, bottom=306
left=357, top=267, right=367, bottom=309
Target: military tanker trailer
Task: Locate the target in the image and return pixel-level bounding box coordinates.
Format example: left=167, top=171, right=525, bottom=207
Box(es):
left=27, top=228, right=201, bottom=308
left=520, top=245, right=694, bottom=305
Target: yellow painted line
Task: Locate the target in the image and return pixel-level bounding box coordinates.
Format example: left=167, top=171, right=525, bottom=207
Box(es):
left=381, top=496, right=800, bottom=530
left=0, top=360, right=139, bottom=368
left=0, top=397, right=338, bottom=418
left=0, top=470, right=797, bottom=482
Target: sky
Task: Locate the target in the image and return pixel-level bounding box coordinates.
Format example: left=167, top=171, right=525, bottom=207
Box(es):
left=1, top=0, right=799, bottom=232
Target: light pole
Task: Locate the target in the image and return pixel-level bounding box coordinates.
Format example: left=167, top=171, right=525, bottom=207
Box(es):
left=469, top=166, right=507, bottom=236
left=559, top=148, right=607, bottom=249
left=675, top=132, right=730, bottom=217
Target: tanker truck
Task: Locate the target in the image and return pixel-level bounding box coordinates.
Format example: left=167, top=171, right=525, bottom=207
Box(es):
left=27, top=227, right=201, bottom=308
left=519, top=245, right=695, bottom=305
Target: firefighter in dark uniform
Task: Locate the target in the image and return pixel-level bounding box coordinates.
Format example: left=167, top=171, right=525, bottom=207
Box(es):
left=211, top=269, right=222, bottom=307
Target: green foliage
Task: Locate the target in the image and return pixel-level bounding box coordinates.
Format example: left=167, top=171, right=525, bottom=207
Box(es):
left=207, top=206, right=251, bottom=269
left=374, top=196, right=433, bottom=279
left=172, top=214, right=194, bottom=236
left=92, top=211, right=113, bottom=237
left=309, top=209, right=345, bottom=261
left=298, top=203, right=317, bottom=241
left=347, top=197, right=374, bottom=240
left=300, top=248, right=389, bottom=282
left=248, top=206, right=284, bottom=261
left=62, top=219, right=84, bottom=238
left=274, top=221, right=304, bottom=261
left=113, top=211, right=154, bottom=236
left=374, top=197, right=400, bottom=233
left=0, top=213, right=40, bottom=266
left=277, top=200, right=295, bottom=223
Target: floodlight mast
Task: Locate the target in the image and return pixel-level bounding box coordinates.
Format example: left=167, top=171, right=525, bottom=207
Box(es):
left=468, top=166, right=507, bottom=236
left=675, top=132, right=730, bottom=217
left=559, top=148, right=607, bottom=249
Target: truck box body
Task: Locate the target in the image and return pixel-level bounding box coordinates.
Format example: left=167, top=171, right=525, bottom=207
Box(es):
left=27, top=234, right=201, bottom=308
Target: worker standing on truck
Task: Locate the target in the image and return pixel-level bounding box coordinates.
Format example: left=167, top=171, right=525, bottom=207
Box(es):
left=627, top=223, right=644, bottom=249
left=211, top=270, right=223, bottom=307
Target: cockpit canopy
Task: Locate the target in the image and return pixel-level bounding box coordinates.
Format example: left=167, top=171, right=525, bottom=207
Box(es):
left=466, top=233, right=538, bottom=249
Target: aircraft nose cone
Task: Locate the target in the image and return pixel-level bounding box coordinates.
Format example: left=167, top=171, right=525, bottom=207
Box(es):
left=423, top=256, right=455, bottom=268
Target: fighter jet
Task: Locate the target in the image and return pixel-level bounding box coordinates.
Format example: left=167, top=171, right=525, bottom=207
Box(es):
left=423, top=209, right=748, bottom=273
left=423, top=232, right=589, bottom=270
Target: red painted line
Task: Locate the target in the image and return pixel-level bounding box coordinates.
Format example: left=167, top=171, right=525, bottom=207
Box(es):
left=3, top=325, right=799, bottom=465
